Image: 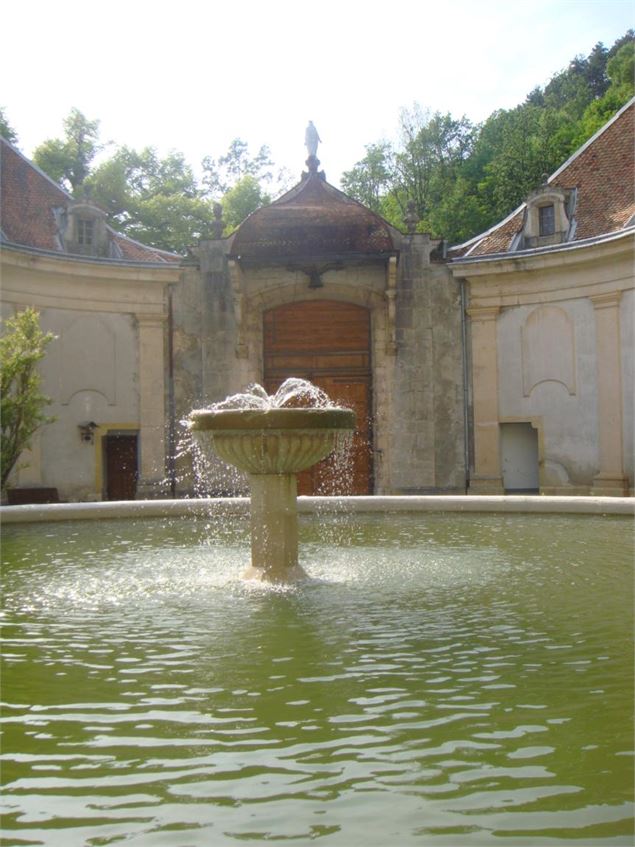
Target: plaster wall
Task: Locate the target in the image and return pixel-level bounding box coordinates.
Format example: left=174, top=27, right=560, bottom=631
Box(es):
left=4, top=304, right=138, bottom=500
left=456, top=231, right=634, bottom=495
left=1, top=251, right=176, bottom=500
left=497, top=300, right=598, bottom=490
left=620, top=287, right=634, bottom=488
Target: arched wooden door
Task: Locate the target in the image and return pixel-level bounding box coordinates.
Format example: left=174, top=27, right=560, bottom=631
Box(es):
left=263, top=300, right=373, bottom=495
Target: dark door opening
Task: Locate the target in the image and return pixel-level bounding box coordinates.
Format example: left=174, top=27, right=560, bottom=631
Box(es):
left=104, top=433, right=138, bottom=500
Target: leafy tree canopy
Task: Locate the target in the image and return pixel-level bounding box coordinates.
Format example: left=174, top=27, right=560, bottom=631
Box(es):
left=202, top=138, right=274, bottom=197
left=341, top=28, right=633, bottom=243
left=86, top=146, right=214, bottom=251
left=221, top=175, right=271, bottom=232
left=33, top=108, right=101, bottom=193
left=0, top=107, right=18, bottom=144
left=32, top=116, right=280, bottom=253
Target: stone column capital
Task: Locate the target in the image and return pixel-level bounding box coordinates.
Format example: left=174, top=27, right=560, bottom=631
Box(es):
left=467, top=304, right=501, bottom=321
left=590, top=291, right=622, bottom=310
left=135, top=312, right=167, bottom=328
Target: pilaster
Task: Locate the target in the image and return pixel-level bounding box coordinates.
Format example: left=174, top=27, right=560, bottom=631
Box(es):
left=468, top=305, right=504, bottom=494
left=385, top=255, right=398, bottom=355
left=135, top=313, right=168, bottom=498
left=590, top=292, right=628, bottom=495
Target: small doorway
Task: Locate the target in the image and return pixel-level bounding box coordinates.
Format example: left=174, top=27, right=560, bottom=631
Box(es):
left=104, top=433, right=138, bottom=500
left=500, top=423, right=539, bottom=493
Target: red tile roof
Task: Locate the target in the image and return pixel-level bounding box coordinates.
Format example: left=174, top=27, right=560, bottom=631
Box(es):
left=0, top=139, right=179, bottom=264
left=230, top=166, right=396, bottom=262
left=450, top=98, right=635, bottom=258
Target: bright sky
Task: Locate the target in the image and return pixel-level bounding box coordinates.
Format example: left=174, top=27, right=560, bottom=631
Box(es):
left=2, top=0, right=633, bottom=189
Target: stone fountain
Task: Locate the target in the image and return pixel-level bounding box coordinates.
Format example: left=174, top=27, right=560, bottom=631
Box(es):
left=188, top=379, right=356, bottom=582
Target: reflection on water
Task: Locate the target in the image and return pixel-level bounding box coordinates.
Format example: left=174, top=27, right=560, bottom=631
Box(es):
left=1, top=513, right=633, bottom=846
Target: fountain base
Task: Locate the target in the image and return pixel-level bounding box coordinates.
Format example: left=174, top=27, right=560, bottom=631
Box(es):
left=188, top=380, right=356, bottom=583
left=245, top=473, right=308, bottom=582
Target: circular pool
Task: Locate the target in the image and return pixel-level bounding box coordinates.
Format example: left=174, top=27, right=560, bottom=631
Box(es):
left=1, top=504, right=633, bottom=845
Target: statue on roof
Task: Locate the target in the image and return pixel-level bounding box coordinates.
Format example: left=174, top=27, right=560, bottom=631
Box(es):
left=305, top=121, right=321, bottom=158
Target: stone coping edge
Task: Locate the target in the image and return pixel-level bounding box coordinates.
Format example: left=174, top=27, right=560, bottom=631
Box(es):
left=1, top=495, right=632, bottom=524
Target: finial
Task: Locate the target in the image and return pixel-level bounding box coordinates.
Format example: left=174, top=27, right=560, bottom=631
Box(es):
left=211, top=202, right=224, bottom=239
left=405, top=200, right=419, bottom=235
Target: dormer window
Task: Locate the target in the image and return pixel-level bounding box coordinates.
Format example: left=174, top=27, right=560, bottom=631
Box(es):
left=538, top=204, right=555, bottom=237
left=61, top=198, right=108, bottom=257
left=518, top=181, right=575, bottom=249
left=77, top=218, right=94, bottom=247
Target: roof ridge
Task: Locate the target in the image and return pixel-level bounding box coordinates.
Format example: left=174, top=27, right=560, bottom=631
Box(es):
left=548, top=95, right=635, bottom=183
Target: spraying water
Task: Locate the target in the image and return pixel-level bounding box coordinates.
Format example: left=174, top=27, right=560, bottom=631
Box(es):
left=188, top=379, right=356, bottom=581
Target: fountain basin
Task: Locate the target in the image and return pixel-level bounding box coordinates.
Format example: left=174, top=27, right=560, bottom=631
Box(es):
left=188, top=406, right=356, bottom=581
left=188, top=407, right=356, bottom=475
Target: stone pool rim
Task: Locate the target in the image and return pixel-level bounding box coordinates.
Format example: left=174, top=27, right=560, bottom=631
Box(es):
left=1, top=495, right=632, bottom=524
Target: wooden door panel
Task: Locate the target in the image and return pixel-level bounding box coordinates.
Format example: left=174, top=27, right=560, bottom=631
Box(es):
left=263, top=301, right=373, bottom=495
left=264, top=301, right=370, bottom=352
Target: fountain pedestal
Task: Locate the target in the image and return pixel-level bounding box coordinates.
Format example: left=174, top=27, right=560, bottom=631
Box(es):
left=188, top=406, right=356, bottom=582
left=246, top=473, right=304, bottom=581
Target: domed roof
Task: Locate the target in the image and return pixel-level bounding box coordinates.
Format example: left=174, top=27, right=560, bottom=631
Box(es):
left=229, top=166, right=396, bottom=263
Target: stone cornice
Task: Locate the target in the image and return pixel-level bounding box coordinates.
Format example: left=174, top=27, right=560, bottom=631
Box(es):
left=450, top=228, right=634, bottom=279
left=455, top=230, right=634, bottom=310
left=1, top=241, right=181, bottom=283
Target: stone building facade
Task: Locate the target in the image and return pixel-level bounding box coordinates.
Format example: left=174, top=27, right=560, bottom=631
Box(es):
left=450, top=98, right=634, bottom=496
left=1, top=101, right=633, bottom=500
left=172, top=157, right=466, bottom=496
left=0, top=140, right=181, bottom=502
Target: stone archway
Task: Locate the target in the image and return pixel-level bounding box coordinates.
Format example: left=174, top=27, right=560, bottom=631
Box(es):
left=263, top=300, right=373, bottom=495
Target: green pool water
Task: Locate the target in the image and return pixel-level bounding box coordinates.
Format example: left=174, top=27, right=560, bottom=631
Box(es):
left=1, top=512, right=633, bottom=846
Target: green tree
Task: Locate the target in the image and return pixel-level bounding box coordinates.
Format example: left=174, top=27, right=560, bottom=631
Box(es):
left=395, top=108, right=475, bottom=229
left=572, top=41, right=635, bottom=146
left=221, top=175, right=270, bottom=232
left=342, top=107, right=476, bottom=239
left=202, top=138, right=273, bottom=196
left=33, top=108, right=101, bottom=193
left=1, top=309, right=55, bottom=491
left=201, top=137, right=288, bottom=226
left=0, top=107, right=18, bottom=144
left=341, top=142, right=394, bottom=214
left=341, top=29, right=633, bottom=242
left=87, top=146, right=215, bottom=253
left=471, top=102, right=577, bottom=226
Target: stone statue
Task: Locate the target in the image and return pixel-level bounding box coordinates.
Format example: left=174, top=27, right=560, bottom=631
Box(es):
left=305, top=121, right=321, bottom=158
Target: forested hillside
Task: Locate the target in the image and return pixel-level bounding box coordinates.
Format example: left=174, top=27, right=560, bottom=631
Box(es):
left=1, top=30, right=632, bottom=252
left=341, top=31, right=634, bottom=243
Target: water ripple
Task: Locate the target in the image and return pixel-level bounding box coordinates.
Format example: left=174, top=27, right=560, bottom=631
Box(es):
left=1, top=513, right=633, bottom=845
